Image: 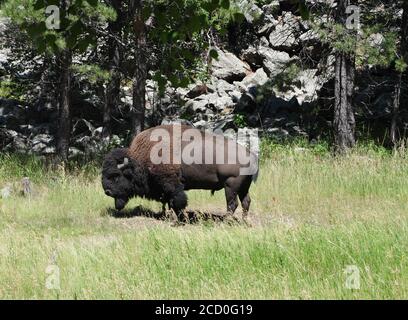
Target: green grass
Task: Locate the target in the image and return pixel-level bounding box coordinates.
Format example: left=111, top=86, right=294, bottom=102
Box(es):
left=1, top=143, right=408, bottom=299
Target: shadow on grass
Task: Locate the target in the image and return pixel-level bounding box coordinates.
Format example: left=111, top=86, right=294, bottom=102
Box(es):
left=102, top=205, right=242, bottom=225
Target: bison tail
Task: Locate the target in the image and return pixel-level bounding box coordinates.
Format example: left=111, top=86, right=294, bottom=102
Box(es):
left=211, top=190, right=215, bottom=196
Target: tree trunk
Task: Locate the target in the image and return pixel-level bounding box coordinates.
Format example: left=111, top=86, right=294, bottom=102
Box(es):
left=56, top=49, right=72, bottom=162
left=390, top=0, right=408, bottom=147
left=391, top=74, right=402, bottom=146
left=333, top=0, right=356, bottom=153
left=131, top=0, right=147, bottom=136
left=103, top=0, right=123, bottom=139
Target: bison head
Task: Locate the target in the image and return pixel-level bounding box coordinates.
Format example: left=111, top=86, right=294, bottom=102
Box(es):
left=102, top=148, right=149, bottom=210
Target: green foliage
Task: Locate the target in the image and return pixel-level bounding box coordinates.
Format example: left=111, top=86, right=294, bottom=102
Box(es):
left=73, top=64, right=111, bottom=84
left=0, top=153, right=47, bottom=182
left=312, top=21, right=358, bottom=55
left=356, top=28, right=398, bottom=69
left=0, top=78, right=26, bottom=100
left=233, top=113, right=247, bottom=128
left=273, top=62, right=301, bottom=92
left=310, top=2, right=406, bottom=73
left=145, top=0, right=233, bottom=92
left=395, top=57, right=408, bottom=73
left=260, top=137, right=330, bottom=159
left=1, top=0, right=115, bottom=54
left=208, top=0, right=244, bottom=34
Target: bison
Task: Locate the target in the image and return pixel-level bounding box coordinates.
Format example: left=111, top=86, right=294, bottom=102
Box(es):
left=102, top=124, right=258, bottom=221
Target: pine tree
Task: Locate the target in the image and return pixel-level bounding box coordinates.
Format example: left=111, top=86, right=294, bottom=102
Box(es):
left=391, top=0, right=408, bottom=146
left=103, top=0, right=124, bottom=139
left=333, top=0, right=356, bottom=153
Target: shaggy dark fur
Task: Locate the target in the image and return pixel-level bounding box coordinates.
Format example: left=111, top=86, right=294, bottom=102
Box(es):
left=102, top=148, right=187, bottom=217
left=101, top=125, right=258, bottom=222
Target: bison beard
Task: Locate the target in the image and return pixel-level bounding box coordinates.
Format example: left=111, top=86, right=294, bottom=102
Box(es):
left=101, top=125, right=258, bottom=222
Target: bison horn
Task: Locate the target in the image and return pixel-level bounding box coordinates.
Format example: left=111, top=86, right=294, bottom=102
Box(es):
left=117, top=157, right=129, bottom=169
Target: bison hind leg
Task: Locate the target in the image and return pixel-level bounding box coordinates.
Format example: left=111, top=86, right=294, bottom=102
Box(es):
left=239, top=193, right=251, bottom=218
left=224, top=186, right=239, bottom=215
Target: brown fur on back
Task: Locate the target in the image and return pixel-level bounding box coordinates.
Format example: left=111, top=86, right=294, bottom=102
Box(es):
left=128, top=124, right=195, bottom=178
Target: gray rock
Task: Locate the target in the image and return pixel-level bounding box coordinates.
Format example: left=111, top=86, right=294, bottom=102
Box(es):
left=212, top=79, right=236, bottom=95
left=212, top=94, right=235, bottom=111
left=238, top=0, right=264, bottom=24
left=229, top=90, right=243, bottom=103
left=186, top=93, right=234, bottom=114
left=274, top=69, right=323, bottom=105
left=236, top=68, right=269, bottom=91
left=258, top=46, right=294, bottom=77
left=192, top=120, right=208, bottom=129
left=268, top=12, right=301, bottom=49
left=257, top=20, right=278, bottom=35
left=31, top=134, right=53, bottom=154
left=69, top=147, right=85, bottom=159
left=185, top=99, right=210, bottom=114
left=211, top=50, right=251, bottom=82
left=212, top=114, right=236, bottom=132
left=299, top=29, right=320, bottom=42
left=243, top=40, right=295, bottom=78
left=32, top=133, right=53, bottom=145
left=265, top=127, right=290, bottom=137
left=161, top=118, right=193, bottom=126
left=1, top=130, right=27, bottom=152
left=262, top=1, right=280, bottom=16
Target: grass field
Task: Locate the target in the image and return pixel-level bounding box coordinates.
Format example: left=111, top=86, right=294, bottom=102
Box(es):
left=1, top=142, right=408, bottom=299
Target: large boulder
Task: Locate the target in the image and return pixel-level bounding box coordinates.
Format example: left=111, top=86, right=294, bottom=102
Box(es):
left=259, top=46, right=295, bottom=77
left=268, top=12, right=302, bottom=50
left=271, top=69, right=321, bottom=105
left=262, top=1, right=280, bottom=17
left=211, top=50, right=251, bottom=82
left=0, top=129, right=28, bottom=152
left=242, top=40, right=295, bottom=78
left=31, top=134, right=54, bottom=154
left=237, top=0, right=264, bottom=24
left=185, top=93, right=234, bottom=114
left=235, top=68, right=269, bottom=91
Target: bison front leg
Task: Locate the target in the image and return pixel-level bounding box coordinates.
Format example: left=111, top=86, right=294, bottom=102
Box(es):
left=239, top=193, right=251, bottom=217
left=161, top=181, right=188, bottom=223
left=169, top=187, right=188, bottom=223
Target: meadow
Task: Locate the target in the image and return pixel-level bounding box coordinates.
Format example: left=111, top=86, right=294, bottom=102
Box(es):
left=1, top=141, right=408, bottom=299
